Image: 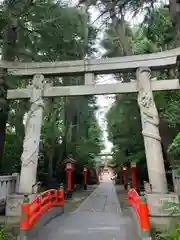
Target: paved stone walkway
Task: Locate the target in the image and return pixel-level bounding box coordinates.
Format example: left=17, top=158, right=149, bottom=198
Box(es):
left=36, top=180, right=140, bottom=240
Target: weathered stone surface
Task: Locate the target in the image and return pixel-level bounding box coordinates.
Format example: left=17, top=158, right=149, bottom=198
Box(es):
left=172, top=169, right=180, bottom=193
left=19, top=75, right=45, bottom=194
left=6, top=193, right=36, bottom=217
left=137, top=67, right=168, bottom=194
left=7, top=79, right=180, bottom=99
left=5, top=47, right=180, bottom=76
left=145, top=192, right=180, bottom=216
left=144, top=181, right=152, bottom=193
left=0, top=174, right=19, bottom=213
left=150, top=215, right=180, bottom=231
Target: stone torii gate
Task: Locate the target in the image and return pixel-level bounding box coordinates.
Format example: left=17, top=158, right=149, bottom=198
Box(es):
left=2, top=47, right=180, bottom=216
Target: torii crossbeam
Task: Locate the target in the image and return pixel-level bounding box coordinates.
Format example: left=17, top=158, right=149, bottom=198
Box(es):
left=2, top=48, right=180, bottom=216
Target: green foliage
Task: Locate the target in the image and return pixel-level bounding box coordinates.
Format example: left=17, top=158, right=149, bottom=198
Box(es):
left=0, top=227, right=4, bottom=240
left=101, top=22, right=132, bottom=57
left=106, top=94, right=145, bottom=166
left=104, top=6, right=180, bottom=168
left=1, top=0, right=103, bottom=177
left=168, top=133, right=180, bottom=158
left=142, top=7, right=175, bottom=49
left=155, top=223, right=180, bottom=240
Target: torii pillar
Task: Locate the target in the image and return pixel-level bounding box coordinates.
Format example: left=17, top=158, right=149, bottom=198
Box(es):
left=19, top=75, right=45, bottom=194
left=6, top=75, right=45, bottom=216
left=136, top=67, right=168, bottom=193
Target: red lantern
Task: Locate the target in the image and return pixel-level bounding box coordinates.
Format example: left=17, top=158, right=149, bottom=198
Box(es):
left=62, top=156, right=76, bottom=197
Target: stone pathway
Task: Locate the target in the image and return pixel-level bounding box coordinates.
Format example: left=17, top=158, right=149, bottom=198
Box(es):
left=35, top=180, right=140, bottom=240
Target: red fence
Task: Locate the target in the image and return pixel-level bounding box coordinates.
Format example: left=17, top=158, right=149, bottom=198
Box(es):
left=20, top=189, right=64, bottom=229
left=128, top=188, right=151, bottom=238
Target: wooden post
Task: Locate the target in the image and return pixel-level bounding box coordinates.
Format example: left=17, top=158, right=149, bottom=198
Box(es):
left=66, top=163, right=72, bottom=198
left=83, top=167, right=88, bottom=190
left=140, top=195, right=151, bottom=239
left=131, top=162, right=137, bottom=190
left=123, top=167, right=127, bottom=189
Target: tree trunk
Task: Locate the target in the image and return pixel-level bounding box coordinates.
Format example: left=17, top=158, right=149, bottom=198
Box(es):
left=114, top=17, right=132, bottom=56
left=176, top=5, right=180, bottom=47
left=47, top=139, right=56, bottom=181
left=0, top=68, right=8, bottom=172
left=169, top=0, right=180, bottom=47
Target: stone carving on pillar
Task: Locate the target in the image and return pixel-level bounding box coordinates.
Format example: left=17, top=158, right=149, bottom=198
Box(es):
left=136, top=67, right=168, bottom=194
left=19, top=74, right=45, bottom=194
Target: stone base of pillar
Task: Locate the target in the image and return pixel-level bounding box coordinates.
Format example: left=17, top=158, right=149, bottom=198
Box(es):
left=84, top=184, right=87, bottom=190
left=5, top=193, right=37, bottom=217
left=145, top=192, right=180, bottom=216
left=150, top=215, right=180, bottom=232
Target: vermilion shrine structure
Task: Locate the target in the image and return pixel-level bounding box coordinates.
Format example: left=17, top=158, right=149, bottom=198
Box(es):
left=62, top=155, right=76, bottom=198
left=1, top=47, right=180, bottom=216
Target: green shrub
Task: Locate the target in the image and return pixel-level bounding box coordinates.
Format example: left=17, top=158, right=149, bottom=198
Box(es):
left=155, top=223, right=180, bottom=240
left=0, top=227, right=5, bottom=240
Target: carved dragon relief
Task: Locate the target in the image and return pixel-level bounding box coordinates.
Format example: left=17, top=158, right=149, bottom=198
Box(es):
left=137, top=67, right=161, bottom=141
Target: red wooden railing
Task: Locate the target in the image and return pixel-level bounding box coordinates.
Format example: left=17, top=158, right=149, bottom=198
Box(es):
left=128, top=188, right=141, bottom=222
left=20, top=189, right=64, bottom=229
left=128, top=188, right=151, bottom=237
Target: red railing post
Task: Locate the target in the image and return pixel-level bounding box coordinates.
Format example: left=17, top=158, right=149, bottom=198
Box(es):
left=127, top=187, right=131, bottom=205
left=66, top=163, right=73, bottom=198
left=139, top=195, right=151, bottom=238
left=20, top=195, right=30, bottom=230
left=58, top=185, right=64, bottom=204
left=67, top=170, right=72, bottom=190
left=127, top=189, right=151, bottom=239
